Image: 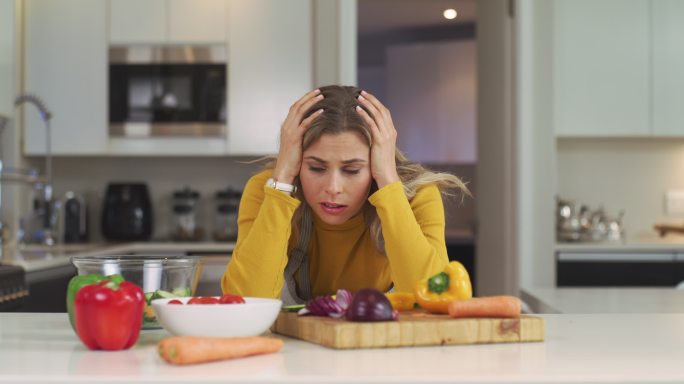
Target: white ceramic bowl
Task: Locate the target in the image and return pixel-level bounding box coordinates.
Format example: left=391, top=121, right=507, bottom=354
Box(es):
left=151, top=297, right=282, bottom=337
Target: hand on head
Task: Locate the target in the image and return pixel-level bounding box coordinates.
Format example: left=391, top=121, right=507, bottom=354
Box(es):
left=354, top=90, right=400, bottom=188
left=272, top=89, right=324, bottom=184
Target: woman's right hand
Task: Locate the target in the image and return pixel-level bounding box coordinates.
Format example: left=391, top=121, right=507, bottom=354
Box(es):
left=272, top=89, right=324, bottom=184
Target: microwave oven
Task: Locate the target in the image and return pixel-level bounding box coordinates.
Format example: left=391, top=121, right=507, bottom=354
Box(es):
left=109, top=45, right=226, bottom=137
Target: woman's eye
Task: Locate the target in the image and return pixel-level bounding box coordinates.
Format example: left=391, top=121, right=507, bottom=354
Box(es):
left=344, top=169, right=360, bottom=175
left=308, top=166, right=325, bottom=173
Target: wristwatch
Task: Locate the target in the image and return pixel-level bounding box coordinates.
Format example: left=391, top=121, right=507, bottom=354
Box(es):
left=266, top=178, right=297, bottom=195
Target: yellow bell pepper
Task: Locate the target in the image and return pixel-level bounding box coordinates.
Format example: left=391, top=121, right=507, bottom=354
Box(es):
left=385, top=292, right=416, bottom=311
left=414, top=261, right=472, bottom=314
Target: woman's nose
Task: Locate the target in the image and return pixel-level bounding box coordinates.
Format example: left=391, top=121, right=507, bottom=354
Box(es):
left=324, top=173, right=342, bottom=195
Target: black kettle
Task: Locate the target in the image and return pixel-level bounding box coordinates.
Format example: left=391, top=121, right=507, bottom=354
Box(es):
left=101, top=183, right=153, bottom=241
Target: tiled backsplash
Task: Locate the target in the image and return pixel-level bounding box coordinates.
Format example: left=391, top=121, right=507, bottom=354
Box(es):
left=22, top=157, right=475, bottom=243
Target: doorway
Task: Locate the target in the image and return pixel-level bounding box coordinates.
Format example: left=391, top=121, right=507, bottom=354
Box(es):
left=357, top=0, right=478, bottom=291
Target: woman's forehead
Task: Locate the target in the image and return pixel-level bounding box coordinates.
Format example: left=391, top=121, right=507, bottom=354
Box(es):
left=303, top=131, right=370, bottom=161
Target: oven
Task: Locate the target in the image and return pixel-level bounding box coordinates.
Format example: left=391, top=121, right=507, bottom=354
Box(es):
left=109, top=45, right=226, bottom=137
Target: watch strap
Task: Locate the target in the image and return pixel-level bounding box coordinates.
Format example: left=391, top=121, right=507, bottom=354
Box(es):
left=266, top=178, right=297, bottom=194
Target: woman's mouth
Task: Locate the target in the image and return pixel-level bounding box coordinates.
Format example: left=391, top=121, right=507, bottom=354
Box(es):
left=320, top=202, right=347, bottom=215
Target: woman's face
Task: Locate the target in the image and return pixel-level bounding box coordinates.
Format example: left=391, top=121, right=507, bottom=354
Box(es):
left=300, top=131, right=372, bottom=225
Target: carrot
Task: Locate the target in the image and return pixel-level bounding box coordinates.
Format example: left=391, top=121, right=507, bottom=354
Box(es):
left=158, top=336, right=284, bottom=365
left=447, top=296, right=521, bottom=319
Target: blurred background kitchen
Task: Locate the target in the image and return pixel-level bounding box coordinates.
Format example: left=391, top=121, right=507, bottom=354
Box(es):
left=3, top=0, right=684, bottom=313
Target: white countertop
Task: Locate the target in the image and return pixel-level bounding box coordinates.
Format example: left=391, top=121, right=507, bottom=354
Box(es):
left=555, top=232, right=684, bottom=252
left=521, top=286, right=684, bottom=314
left=1, top=312, right=684, bottom=383
left=1, top=242, right=235, bottom=273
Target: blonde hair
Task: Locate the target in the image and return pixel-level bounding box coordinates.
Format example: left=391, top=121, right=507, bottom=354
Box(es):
left=267, top=85, right=470, bottom=254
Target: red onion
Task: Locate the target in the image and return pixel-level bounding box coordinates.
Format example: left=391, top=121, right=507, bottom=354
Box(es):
left=298, top=289, right=353, bottom=318
left=345, top=288, right=395, bottom=322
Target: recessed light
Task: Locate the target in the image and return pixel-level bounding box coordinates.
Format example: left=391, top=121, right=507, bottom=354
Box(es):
left=443, top=8, right=457, bottom=20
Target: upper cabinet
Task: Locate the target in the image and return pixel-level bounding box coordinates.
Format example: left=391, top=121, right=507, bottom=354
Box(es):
left=23, top=0, right=315, bottom=156
left=554, top=0, right=684, bottom=138
left=24, top=0, right=108, bottom=155
left=109, top=0, right=166, bottom=44
left=652, top=0, right=684, bottom=136
left=226, top=0, right=312, bottom=155
left=109, top=0, right=227, bottom=44
left=553, top=0, right=650, bottom=137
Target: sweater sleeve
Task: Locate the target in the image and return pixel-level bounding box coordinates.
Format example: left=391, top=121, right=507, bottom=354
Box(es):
left=221, top=170, right=300, bottom=298
left=368, top=181, right=449, bottom=293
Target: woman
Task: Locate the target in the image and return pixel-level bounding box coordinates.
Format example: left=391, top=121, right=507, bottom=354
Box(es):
left=221, top=85, right=469, bottom=304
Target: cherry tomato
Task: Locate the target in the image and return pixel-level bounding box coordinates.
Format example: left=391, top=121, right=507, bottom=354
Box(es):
left=187, top=296, right=219, bottom=305
left=168, top=299, right=183, bottom=305
left=219, top=294, right=246, bottom=304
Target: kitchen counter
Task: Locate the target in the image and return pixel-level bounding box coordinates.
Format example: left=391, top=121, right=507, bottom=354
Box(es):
left=521, top=285, right=684, bottom=314
left=1, top=242, right=236, bottom=273
left=555, top=231, right=684, bottom=252
left=1, top=312, right=684, bottom=383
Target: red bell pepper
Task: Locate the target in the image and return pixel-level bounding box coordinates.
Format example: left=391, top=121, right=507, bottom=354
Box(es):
left=74, top=280, right=144, bottom=351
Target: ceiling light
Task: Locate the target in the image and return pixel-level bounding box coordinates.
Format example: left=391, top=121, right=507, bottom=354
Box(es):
left=443, top=8, right=457, bottom=20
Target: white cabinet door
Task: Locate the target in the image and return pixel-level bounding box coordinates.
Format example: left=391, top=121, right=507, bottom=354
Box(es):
left=168, top=0, right=227, bottom=43
left=653, top=0, right=684, bottom=136
left=553, top=0, right=650, bottom=137
left=227, top=0, right=312, bottom=155
left=109, top=0, right=166, bottom=44
left=109, top=0, right=226, bottom=44
left=24, top=0, right=108, bottom=155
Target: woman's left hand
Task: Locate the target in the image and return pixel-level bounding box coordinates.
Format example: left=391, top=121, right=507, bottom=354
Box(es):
left=355, top=90, right=400, bottom=188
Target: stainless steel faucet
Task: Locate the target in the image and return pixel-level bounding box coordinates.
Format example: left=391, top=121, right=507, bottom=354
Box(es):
left=14, top=94, right=55, bottom=245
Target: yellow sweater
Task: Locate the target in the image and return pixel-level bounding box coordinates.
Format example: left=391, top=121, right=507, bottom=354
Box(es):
left=221, top=170, right=449, bottom=298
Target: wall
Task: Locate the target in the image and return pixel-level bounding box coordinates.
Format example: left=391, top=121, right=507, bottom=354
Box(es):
left=557, top=139, right=684, bottom=238
left=314, top=0, right=357, bottom=87
left=477, top=0, right=519, bottom=296
left=386, top=40, right=476, bottom=164
left=29, top=157, right=261, bottom=243
left=516, top=0, right=555, bottom=290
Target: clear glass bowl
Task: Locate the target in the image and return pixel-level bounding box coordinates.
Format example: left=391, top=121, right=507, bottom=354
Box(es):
left=70, top=254, right=203, bottom=329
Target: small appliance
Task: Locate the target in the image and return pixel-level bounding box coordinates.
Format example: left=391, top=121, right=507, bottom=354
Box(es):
left=101, top=183, right=153, bottom=241
left=63, top=191, right=88, bottom=243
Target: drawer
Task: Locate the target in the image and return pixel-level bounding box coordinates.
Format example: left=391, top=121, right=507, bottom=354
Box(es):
left=556, top=251, right=678, bottom=287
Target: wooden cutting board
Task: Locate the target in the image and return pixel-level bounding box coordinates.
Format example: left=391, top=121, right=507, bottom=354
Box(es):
left=272, top=310, right=545, bottom=349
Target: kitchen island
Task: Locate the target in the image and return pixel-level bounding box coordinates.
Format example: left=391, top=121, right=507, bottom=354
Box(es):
left=1, top=312, right=683, bottom=383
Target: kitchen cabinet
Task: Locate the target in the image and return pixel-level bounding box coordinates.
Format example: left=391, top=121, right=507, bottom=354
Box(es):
left=24, top=0, right=108, bottom=155
left=109, top=0, right=227, bottom=44
left=109, top=0, right=166, bottom=44
left=24, top=0, right=312, bottom=156
left=652, top=0, right=684, bottom=136
left=553, top=0, right=650, bottom=137
left=21, top=264, right=76, bottom=312
left=554, top=0, right=684, bottom=138
left=226, top=0, right=312, bottom=155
